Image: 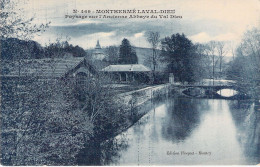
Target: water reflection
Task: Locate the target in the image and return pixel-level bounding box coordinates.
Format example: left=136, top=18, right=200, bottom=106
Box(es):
left=80, top=97, right=259, bottom=165
left=101, top=135, right=130, bottom=165
left=161, top=98, right=209, bottom=143
left=228, top=100, right=259, bottom=163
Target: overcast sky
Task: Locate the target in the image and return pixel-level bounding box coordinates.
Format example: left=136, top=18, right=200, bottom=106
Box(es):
left=18, top=0, right=260, bottom=51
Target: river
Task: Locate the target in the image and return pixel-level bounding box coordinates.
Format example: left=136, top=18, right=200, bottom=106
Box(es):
left=97, top=96, right=259, bottom=165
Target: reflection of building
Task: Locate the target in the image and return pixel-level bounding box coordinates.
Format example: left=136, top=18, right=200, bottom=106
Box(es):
left=101, top=64, right=151, bottom=83
left=92, top=40, right=106, bottom=60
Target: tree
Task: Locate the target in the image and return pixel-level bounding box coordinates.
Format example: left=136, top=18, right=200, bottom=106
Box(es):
left=228, top=41, right=236, bottom=61
left=226, top=27, right=260, bottom=98
left=1, top=1, right=130, bottom=165
left=1, top=0, right=50, bottom=87
left=193, top=43, right=212, bottom=81
left=1, top=71, right=94, bottom=165
left=104, top=46, right=119, bottom=64
left=215, top=41, right=228, bottom=78
left=130, top=49, right=138, bottom=64
left=75, top=73, right=128, bottom=136
left=1, top=40, right=129, bottom=165
left=1, top=27, right=91, bottom=166
left=161, top=33, right=200, bottom=83
left=145, top=31, right=160, bottom=83
left=0, top=0, right=49, bottom=40
left=204, top=41, right=218, bottom=84
left=118, top=38, right=138, bottom=64
left=1, top=38, right=45, bottom=60
left=75, top=74, right=129, bottom=165
left=45, top=39, right=87, bottom=58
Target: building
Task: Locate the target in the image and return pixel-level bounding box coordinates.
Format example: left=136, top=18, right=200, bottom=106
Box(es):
left=1, top=56, right=96, bottom=88
left=91, top=40, right=106, bottom=60
left=101, top=64, right=151, bottom=83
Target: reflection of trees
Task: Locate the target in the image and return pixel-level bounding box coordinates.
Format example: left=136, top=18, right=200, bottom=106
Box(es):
left=76, top=133, right=130, bottom=165
left=76, top=134, right=129, bottom=165
left=77, top=142, right=102, bottom=165
left=150, top=108, right=159, bottom=143
left=161, top=98, right=209, bottom=142
left=228, top=100, right=252, bottom=125
left=99, top=99, right=167, bottom=165
left=101, top=135, right=129, bottom=165
left=228, top=100, right=259, bottom=162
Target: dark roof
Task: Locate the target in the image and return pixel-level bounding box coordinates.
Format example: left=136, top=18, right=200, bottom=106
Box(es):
left=2, top=57, right=89, bottom=78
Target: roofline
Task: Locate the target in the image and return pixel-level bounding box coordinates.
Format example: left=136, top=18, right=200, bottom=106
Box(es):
left=100, top=64, right=151, bottom=72
left=1, top=57, right=97, bottom=78
left=101, top=71, right=151, bottom=72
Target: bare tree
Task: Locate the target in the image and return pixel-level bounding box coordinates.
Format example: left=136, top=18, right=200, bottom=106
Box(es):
left=239, top=28, right=260, bottom=97
left=226, top=27, right=260, bottom=99
left=215, top=41, right=228, bottom=79
left=241, top=28, right=260, bottom=67
left=0, top=0, right=50, bottom=39
left=77, top=73, right=124, bottom=123
left=228, top=41, right=236, bottom=61
left=205, top=41, right=217, bottom=85
left=145, top=31, right=160, bottom=83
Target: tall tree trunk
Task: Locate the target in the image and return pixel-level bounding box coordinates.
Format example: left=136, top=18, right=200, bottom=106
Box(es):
left=213, top=55, right=215, bottom=86
left=152, top=48, right=156, bottom=83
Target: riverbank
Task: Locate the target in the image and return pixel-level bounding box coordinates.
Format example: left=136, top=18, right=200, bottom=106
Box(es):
left=104, top=84, right=172, bottom=141
left=77, top=83, right=172, bottom=165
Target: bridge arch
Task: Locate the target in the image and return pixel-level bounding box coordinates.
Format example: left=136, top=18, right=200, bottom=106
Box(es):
left=178, top=85, right=250, bottom=100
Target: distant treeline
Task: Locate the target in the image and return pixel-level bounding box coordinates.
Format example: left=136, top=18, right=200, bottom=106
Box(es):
left=1, top=38, right=87, bottom=60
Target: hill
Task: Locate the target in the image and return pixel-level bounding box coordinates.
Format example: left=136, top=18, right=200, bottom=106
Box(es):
left=133, top=47, right=166, bottom=71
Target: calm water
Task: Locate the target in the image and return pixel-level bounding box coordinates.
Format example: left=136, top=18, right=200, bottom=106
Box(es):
left=100, top=97, right=259, bottom=165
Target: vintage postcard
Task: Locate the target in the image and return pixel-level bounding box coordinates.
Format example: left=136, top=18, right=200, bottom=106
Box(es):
left=1, top=0, right=259, bottom=165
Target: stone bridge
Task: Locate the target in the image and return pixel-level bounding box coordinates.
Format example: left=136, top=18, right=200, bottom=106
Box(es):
left=172, top=84, right=250, bottom=100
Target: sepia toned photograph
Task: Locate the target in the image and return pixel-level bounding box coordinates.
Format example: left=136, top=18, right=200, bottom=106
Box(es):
left=1, top=0, right=259, bottom=165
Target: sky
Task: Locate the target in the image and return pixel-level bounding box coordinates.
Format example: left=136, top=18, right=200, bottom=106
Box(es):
left=17, top=0, right=260, bottom=52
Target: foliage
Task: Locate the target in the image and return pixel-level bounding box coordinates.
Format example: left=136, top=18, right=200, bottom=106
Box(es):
left=145, top=31, right=160, bottom=83
left=45, top=39, right=88, bottom=58
left=1, top=37, right=88, bottom=66
left=226, top=52, right=248, bottom=81
left=203, top=41, right=230, bottom=79
left=1, top=44, right=129, bottom=165
left=226, top=27, right=260, bottom=97
left=161, top=33, right=203, bottom=83
left=118, top=38, right=138, bottom=64
left=212, top=41, right=228, bottom=79
left=0, top=0, right=49, bottom=39
left=193, top=43, right=212, bottom=79
left=104, top=46, right=119, bottom=64
left=75, top=74, right=129, bottom=140
left=1, top=0, right=130, bottom=165
left=1, top=76, right=93, bottom=165
left=1, top=38, right=45, bottom=60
